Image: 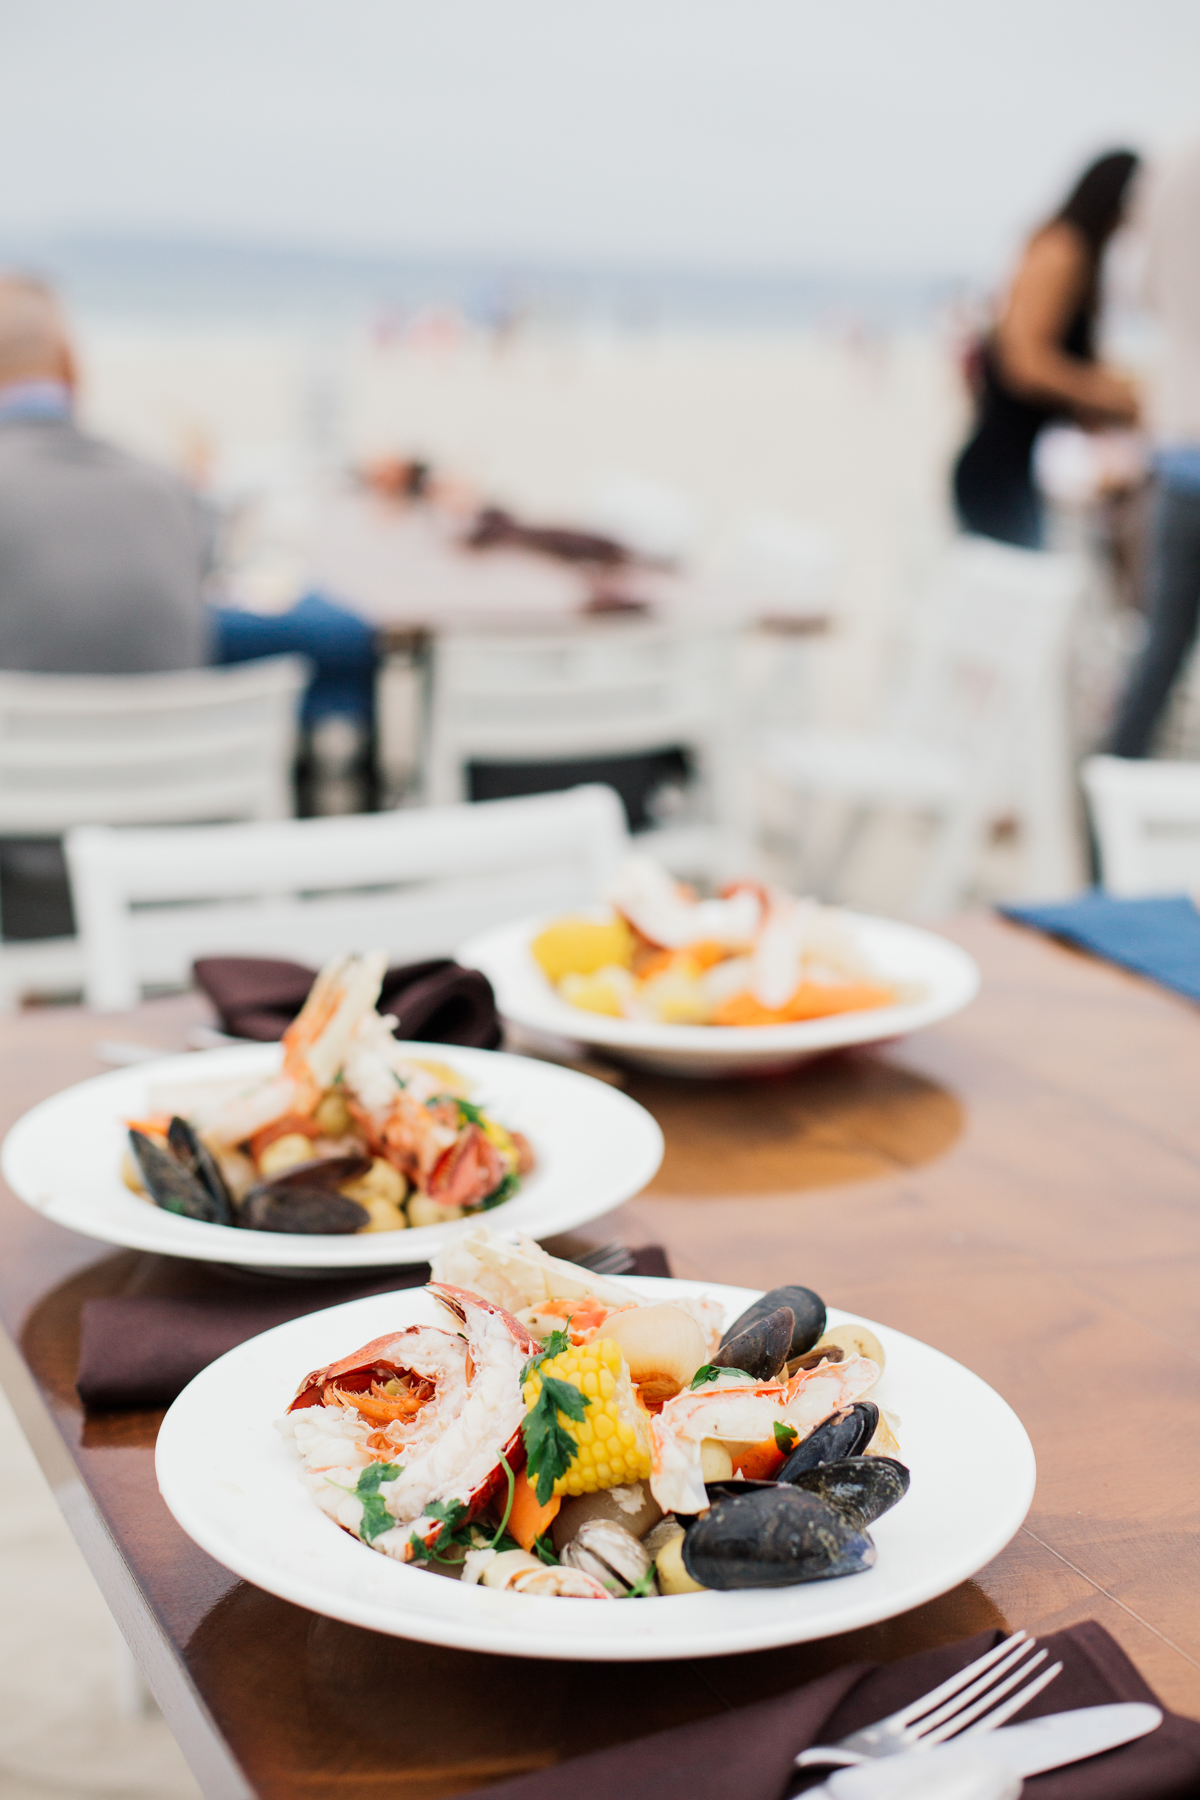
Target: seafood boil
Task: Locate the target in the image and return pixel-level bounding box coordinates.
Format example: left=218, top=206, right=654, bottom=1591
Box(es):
left=278, top=1227, right=909, bottom=1596
left=529, top=854, right=906, bottom=1028
left=122, top=953, right=534, bottom=1236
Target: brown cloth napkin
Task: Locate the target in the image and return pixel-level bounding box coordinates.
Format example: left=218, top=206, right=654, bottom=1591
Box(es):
left=76, top=1245, right=672, bottom=1410
left=457, top=1620, right=1199, bottom=1800
left=191, top=955, right=502, bottom=1049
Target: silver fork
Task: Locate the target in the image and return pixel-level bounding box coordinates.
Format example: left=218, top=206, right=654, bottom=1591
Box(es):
left=796, top=1631, right=1063, bottom=1770
left=575, top=1240, right=638, bottom=1276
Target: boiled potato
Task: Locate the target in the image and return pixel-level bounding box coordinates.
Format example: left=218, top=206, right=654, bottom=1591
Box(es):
left=358, top=1194, right=409, bottom=1232
left=699, top=1439, right=734, bottom=1482
left=650, top=1526, right=706, bottom=1595
left=340, top=1157, right=408, bottom=1207
left=407, top=1193, right=464, bottom=1228
left=257, top=1133, right=315, bottom=1177
left=313, top=1089, right=353, bottom=1136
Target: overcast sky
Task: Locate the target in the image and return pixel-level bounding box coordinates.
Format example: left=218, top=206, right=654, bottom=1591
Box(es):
left=2, top=0, right=1199, bottom=280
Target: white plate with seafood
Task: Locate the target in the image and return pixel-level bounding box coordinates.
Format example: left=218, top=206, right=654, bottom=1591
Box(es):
left=462, top=909, right=980, bottom=1078
left=155, top=1243, right=1035, bottom=1660
left=0, top=1041, right=663, bottom=1270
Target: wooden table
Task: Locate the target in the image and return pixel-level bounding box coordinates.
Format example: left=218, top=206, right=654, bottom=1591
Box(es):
left=2, top=913, right=1198, bottom=1798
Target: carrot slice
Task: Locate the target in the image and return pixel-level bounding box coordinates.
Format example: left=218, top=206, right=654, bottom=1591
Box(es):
left=713, top=982, right=896, bottom=1027
left=507, top=1468, right=561, bottom=1551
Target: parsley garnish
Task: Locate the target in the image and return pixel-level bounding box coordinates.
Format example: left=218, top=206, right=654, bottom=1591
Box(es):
left=623, top=1563, right=657, bottom=1599
left=522, top=1375, right=590, bottom=1505
left=410, top=1495, right=470, bottom=1562
left=488, top=1453, right=516, bottom=1550
left=355, top=1462, right=403, bottom=1544
left=773, top=1421, right=798, bottom=1453
left=689, top=1363, right=721, bottom=1389
left=520, top=1326, right=572, bottom=1386
left=532, top=1529, right=559, bottom=1566
left=454, top=1096, right=487, bottom=1126
left=482, top=1171, right=519, bottom=1210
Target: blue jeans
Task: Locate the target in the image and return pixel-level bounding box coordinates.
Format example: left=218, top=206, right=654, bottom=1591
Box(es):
left=1108, top=482, right=1200, bottom=756
left=209, top=593, right=377, bottom=728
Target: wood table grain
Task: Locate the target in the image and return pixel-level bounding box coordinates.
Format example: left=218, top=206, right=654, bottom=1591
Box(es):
left=1, top=913, right=1198, bottom=1799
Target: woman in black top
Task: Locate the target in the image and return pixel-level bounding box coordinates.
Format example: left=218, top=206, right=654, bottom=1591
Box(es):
left=953, top=150, right=1142, bottom=548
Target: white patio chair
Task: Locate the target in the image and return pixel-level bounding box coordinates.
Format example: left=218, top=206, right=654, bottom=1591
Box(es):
left=760, top=538, right=1088, bottom=916
left=64, top=783, right=628, bottom=1012
left=577, top=471, right=700, bottom=564
left=0, top=657, right=307, bottom=1006
left=1082, top=754, right=1200, bottom=895
left=423, top=620, right=749, bottom=879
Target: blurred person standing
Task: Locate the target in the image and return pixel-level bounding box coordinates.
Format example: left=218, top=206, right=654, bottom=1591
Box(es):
left=1109, top=140, right=1200, bottom=755
left=0, top=274, right=209, bottom=670
left=953, top=151, right=1142, bottom=548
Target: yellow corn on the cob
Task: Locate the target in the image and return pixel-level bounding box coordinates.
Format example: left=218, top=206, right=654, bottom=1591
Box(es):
left=522, top=1338, right=652, bottom=1496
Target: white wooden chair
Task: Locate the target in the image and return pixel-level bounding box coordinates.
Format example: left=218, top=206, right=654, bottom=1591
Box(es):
left=0, top=657, right=308, bottom=1005
left=1082, top=754, right=1200, bottom=895
left=64, top=783, right=628, bottom=1012
left=760, top=537, right=1088, bottom=916
left=423, top=620, right=749, bottom=878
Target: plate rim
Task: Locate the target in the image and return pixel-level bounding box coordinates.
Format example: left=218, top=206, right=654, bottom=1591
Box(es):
left=0, top=1040, right=664, bottom=1269
left=459, top=908, right=981, bottom=1056
left=155, top=1275, right=1036, bottom=1661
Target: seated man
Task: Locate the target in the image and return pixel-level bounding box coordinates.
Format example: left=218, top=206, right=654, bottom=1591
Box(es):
left=0, top=273, right=210, bottom=671
left=0, top=274, right=377, bottom=937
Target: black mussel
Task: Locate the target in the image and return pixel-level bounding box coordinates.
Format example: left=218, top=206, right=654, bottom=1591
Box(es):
left=166, top=1115, right=234, bottom=1225
left=785, top=1457, right=910, bottom=1531
left=715, top=1305, right=795, bottom=1382
left=682, top=1486, right=875, bottom=1589
left=721, top=1285, right=826, bottom=1360
left=777, top=1402, right=879, bottom=1479
left=239, top=1185, right=369, bottom=1234
left=128, top=1129, right=229, bottom=1225
left=252, top=1155, right=372, bottom=1192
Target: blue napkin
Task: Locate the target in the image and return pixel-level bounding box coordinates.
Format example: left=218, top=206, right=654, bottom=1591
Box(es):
left=1000, top=891, right=1200, bottom=1003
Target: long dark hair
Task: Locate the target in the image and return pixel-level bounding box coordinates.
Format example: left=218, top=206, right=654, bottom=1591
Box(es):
left=1049, top=149, right=1140, bottom=353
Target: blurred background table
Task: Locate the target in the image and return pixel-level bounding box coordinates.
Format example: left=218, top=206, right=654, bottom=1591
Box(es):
left=1, top=912, right=1198, bottom=1799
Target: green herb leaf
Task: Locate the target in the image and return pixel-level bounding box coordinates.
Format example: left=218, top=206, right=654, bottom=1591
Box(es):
left=520, top=1326, right=572, bottom=1387
left=521, top=1375, right=591, bottom=1505
left=689, top=1364, right=721, bottom=1390
left=623, top=1563, right=657, bottom=1599
left=355, top=1462, right=403, bottom=1543
left=408, top=1495, right=471, bottom=1563
left=489, top=1454, right=516, bottom=1550
left=532, top=1529, right=560, bottom=1566
left=773, top=1422, right=799, bottom=1453
left=482, top=1171, right=519, bottom=1210
left=454, top=1096, right=487, bottom=1126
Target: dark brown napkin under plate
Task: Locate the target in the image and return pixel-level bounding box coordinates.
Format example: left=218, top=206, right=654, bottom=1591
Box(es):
left=457, top=1620, right=1200, bottom=1800
left=191, top=955, right=502, bottom=1049
left=76, top=1245, right=671, bottom=1410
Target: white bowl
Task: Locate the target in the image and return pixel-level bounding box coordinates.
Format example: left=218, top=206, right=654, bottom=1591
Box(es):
left=0, top=1041, right=664, bottom=1270
left=459, top=911, right=981, bottom=1077
left=156, top=1276, right=1035, bottom=1660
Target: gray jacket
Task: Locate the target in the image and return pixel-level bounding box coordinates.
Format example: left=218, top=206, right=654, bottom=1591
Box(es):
left=0, top=416, right=210, bottom=673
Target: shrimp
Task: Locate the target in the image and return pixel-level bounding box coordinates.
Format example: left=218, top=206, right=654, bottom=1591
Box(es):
left=429, top=1224, right=725, bottom=1352
left=649, top=1355, right=881, bottom=1515
left=279, top=1284, right=538, bottom=1561
left=337, top=1010, right=506, bottom=1206
left=204, top=951, right=388, bottom=1149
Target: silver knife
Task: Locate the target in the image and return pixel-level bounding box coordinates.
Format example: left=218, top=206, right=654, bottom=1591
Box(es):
left=811, top=1703, right=1163, bottom=1797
